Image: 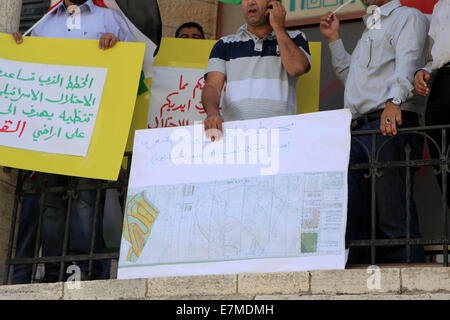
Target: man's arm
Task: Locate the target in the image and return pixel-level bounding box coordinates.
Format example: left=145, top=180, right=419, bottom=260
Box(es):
left=414, top=36, right=434, bottom=96
left=202, top=71, right=225, bottom=142
left=319, top=12, right=352, bottom=84
left=267, top=1, right=309, bottom=77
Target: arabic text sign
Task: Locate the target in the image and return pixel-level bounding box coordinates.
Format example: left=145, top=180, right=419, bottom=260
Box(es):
left=0, top=58, right=107, bottom=156
left=148, top=67, right=211, bottom=129
left=0, top=32, right=145, bottom=180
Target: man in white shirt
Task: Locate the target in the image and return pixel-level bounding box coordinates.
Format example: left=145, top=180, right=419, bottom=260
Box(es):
left=414, top=0, right=450, bottom=206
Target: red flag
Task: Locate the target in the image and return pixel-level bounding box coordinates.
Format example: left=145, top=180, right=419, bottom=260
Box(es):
left=400, top=0, right=438, bottom=14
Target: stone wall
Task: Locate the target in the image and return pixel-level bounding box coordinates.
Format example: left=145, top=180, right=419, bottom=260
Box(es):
left=0, top=168, right=17, bottom=285
left=0, top=266, right=449, bottom=300
left=158, top=0, right=218, bottom=39
left=0, top=0, right=22, bottom=34
left=0, top=0, right=22, bottom=286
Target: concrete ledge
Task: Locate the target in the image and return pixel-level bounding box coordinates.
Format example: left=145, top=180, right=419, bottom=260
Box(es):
left=401, top=267, right=450, bottom=293
left=238, top=272, right=309, bottom=295
left=0, top=282, right=63, bottom=300
left=254, top=293, right=450, bottom=300
left=63, top=279, right=147, bottom=300
left=310, top=268, right=401, bottom=295
left=147, top=274, right=238, bottom=298
left=0, top=266, right=448, bottom=300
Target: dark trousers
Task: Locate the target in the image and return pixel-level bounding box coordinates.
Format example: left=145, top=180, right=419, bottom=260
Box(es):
left=425, top=66, right=450, bottom=206
left=12, top=173, right=106, bottom=283
left=347, top=112, right=425, bottom=264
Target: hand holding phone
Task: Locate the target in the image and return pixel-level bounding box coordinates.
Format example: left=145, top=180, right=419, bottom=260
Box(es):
left=265, top=0, right=286, bottom=30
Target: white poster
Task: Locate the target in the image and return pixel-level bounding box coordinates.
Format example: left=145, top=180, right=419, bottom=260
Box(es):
left=119, top=109, right=352, bottom=279
left=0, top=58, right=107, bottom=157
left=147, top=66, right=221, bottom=129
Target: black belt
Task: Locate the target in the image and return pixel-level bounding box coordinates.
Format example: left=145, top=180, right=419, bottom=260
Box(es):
left=351, top=110, right=417, bottom=130
left=440, top=62, right=450, bottom=75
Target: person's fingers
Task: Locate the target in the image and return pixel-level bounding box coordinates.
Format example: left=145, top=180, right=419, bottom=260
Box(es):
left=217, top=118, right=223, bottom=135
left=205, top=119, right=211, bottom=134
left=424, top=73, right=431, bottom=82
left=391, top=119, right=397, bottom=136
left=106, top=37, right=114, bottom=49
left=99, top=37, right=105, bottom=50
left=380, top=118, right=387, bottom=135
left=385, top=120, right=393, bottom=136
left=396, top=111, right=403, bottom=127
left=418, top=73, right=428, bottom=89
left=12, top=32, right=23, bottom=44
left=215, top=121, right=223, bottom=142
left=110, top=37, right=119, bottom=48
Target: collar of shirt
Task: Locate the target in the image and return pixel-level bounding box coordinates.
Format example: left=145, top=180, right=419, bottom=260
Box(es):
left=238, top=24, right=276, bottom=41
left=362, top=0, right=401, bottom=26
left=56, top=0, right=96, bottom=16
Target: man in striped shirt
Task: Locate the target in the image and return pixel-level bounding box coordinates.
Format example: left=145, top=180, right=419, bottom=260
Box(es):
left=320, top=0, right=429, bottom=264
left=202, top=0, right=311, bottom=141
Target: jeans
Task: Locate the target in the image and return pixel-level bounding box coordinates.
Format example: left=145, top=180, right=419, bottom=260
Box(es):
left=12, top=173, right=106, bottom=283
left=347, top=113, right=425, bottom=264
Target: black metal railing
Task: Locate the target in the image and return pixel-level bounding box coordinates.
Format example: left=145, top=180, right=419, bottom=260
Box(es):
left=2, top=126, right=449, bottom=285
left=347, top=124, right=449, bottom=266
left=3, top=152, right=132, bottom=285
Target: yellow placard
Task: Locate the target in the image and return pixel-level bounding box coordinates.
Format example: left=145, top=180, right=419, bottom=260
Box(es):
left=297, top=41, right=321, bottom=114
left=0, top=33, right=145, bottom=180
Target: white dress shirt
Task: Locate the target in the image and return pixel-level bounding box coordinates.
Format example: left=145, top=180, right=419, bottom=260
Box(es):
left=423, top=0, right=450, bottom=72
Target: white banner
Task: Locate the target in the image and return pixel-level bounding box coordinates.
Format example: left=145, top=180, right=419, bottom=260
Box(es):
left=148, top=67, right=218, bottom=129
left=119, top=109, right=352, bottom=279
left=0, top=58, right=107, bottom=157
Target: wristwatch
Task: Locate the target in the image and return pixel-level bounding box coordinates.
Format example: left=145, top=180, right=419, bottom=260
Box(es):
left=390, top=97, right=402, bottom=105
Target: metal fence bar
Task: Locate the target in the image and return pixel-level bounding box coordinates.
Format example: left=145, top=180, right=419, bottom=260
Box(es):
left=442, top=129, right=448, bottom=267
left=31, top=183, right=46, bottom=283
left=370, top=133, right=377, bottom=265
left=58, top=178, right=74, bottom=282
left=3, top=170, right=24, bottom=285
left=405, top=143, right=412, bottom=264
left=6, top=253, right=119, bottom=265
left=88, top=182, right=100, bottom=280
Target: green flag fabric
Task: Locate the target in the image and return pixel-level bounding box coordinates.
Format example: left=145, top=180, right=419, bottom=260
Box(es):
left=218, top=0, right=242, bottom=4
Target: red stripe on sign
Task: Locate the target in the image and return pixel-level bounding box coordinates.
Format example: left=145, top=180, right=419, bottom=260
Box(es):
left=400, top=0, right=439, bottom=14
left=48, top=0, right=63, bottom=13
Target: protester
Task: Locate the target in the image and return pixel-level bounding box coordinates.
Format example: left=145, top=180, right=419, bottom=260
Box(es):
left=11, top=0, right=133, bottom=283
left=320, top=0, right=429, bottom=263
left=202, top=0, right=311, bottom=141
left=414, top=0, right=450, bottom=206
left=175, top=22, right=206, bottom=39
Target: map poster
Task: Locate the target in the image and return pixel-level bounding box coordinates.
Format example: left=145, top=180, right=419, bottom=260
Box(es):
left=118, top=109, right=352, bottom=279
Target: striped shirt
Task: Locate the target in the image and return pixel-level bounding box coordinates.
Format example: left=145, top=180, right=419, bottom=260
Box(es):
left=205, top=24, right=311, bottom=122
left=328, top=0, right=429, bottom=118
